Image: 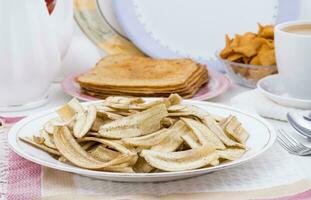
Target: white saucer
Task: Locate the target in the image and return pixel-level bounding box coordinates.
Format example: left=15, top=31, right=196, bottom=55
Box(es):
left=257, top=75, right=311, bottom=109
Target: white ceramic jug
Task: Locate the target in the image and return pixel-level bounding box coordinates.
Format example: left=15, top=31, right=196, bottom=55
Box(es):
left=0, top=0, right=73, bottom=111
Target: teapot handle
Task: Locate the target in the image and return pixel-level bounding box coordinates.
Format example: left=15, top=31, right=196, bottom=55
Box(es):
left=50, top=0, right=73, bottom=58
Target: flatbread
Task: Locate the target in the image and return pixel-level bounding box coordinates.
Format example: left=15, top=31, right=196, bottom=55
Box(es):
left=76, top=54, right=207, bottom=88
left=77, top=54, right=209, bottom=99
left=80, top=69, right=208, bottom=94
left=78, top=65, right=207, bottom=91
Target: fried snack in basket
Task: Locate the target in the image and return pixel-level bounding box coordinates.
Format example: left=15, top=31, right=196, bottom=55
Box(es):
left=220, top=24, right=277, bottom=80
left=20, top=94, right=250, bottom=173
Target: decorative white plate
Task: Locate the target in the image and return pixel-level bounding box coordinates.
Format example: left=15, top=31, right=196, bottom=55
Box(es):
left=8, top=100, right=276, bottom=182
left=257, top=75, right=311, bottom=109
left=113, top=0, right=299, bottom=71
left=73, top=0, right=144, bottom=55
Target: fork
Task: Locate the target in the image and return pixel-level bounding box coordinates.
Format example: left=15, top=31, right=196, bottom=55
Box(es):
left=277, top=128, right=311, bottom=156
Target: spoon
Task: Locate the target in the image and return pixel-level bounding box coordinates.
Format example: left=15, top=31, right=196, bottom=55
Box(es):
left=287, top=112, right=311, bottom=139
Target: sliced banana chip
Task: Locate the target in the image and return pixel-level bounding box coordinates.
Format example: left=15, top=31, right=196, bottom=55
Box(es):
left=67, top=98, right=84, bottom=113
left=78, top=137, right=133, bottom=155
left=43, top=118, right=59, bottom=134
left=141, top=145, right=218, bottom=172
left=91, top=117, right=106, bottom=132
left=33, top=135, right=45, bottom=144
left=104, top=95, right=178, bottom=111
left=167, top=105, right=223, bottom=122
left=43, top=117, right=75, bottom=134
left=202, top=115, right=245, bottom=148
left=102, top=165, right=134, bottom=173
left=81, top=141, right=97, bottom=151
left=168, top=93, right=183, bottom=106
left=210, top=159, right=220, bottom=166
left=151, top=121, right=188, bottom=152
left=21, top=95, right=250, bottom=173
left=88, top=145, right=121, bottom=162
left=104, top=96, right=144, bottom=106
left=95, top=104, right=116, bottom=112
left=223, top=116, right=249, bottom=144
left=59, top=141, right=97, bottom=163
left=97, top=111, right=123, bottom=120
left=181, top=134, right=200, bottom=149
left=182, top=118, right=225, bottom=149
left=169, top=105, right=245, bottom=148
left=99, top=104, right=168, bottom=139
left=20, top=136, right=61, bottom=156
left=133, top=157, right=154, bottom=173
left=53, top=126, right=134, bottom=169
left=73, top=105, right=97, bottom=138
left=40, top=129, right=56, bottom=149
left=87, top=132, right=102, bottom=137
left=160, top=117, right=175, bottom=128
left=168, top=104, right=188, bottom=112
left=122, top=128, right=170, bottom=148
left=56, top=104, right=76, bottom=121
left=217, top=149, right=246, bottom=161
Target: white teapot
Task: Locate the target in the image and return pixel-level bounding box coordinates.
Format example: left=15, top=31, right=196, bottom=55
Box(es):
left=0, top=0, right=73, bottom=111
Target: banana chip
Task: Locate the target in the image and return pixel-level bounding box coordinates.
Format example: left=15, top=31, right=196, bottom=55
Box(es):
left=73, top=105, right=97, bottom=138
left=223, top=116, right=249, bottom=144
left=88, top=145, right=121, bottom=162
left=91, top=117, right=106, bottom=132
left=78, top=137, right=133, bottom=155
left=97, top=111, right=123, bottom=120
left=217, top=149, right=246, bottom=161
left=182, top=118, right=225, bottom=149
left=54, top=126, right=134, bottom=169
left=20, top=136, right=61, bottom=156
left=56, top=104, right=76, bottom=121
left=43, top=118, right=64, bottom=134
left=151, top=121, right=188, bottom=152
left=21, top=95, right=249, bottom=173
left=141, top=146, right=218, bottom=171
left=133, top=157, right=154, bottom=173
left=99, top=104, right=168, bottom=139
left=40, top=129, right=56, bottom=149
left=160, top=117, right=176, bottom=128
left=181, top=134, right=200, bottom=149
left=122, top=128, right=170, bottom=148
left=202, top=115, right=245, bottom=149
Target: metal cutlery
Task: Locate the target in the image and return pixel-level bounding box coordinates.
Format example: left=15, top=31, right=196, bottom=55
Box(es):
left=287, top=112, right=311, bottom=139
left=277, top=128, right=311, bottom=156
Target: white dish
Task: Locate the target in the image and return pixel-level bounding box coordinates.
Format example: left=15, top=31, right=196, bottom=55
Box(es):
left=74, top=0, right=143, bottom=55
left=257, top=75, right=311, bottom=109
left=8, top=100, right=276, bottom=182
left=113, top=0, right=299, bottom=71
left=96, top=0, right=127, bottom=38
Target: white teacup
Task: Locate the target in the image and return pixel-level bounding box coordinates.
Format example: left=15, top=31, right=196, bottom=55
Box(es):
left=275, top=20, right=311, bottom=99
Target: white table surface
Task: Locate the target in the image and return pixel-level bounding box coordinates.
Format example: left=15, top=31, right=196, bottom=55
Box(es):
left=2, top=83, right=311, bottom=183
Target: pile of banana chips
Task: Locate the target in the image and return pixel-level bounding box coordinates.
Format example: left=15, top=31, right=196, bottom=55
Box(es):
left=21, top=94, right=249, bottom=173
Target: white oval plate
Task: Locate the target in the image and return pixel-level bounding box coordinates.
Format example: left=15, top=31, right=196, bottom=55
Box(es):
left=8, top=100, right=276, bottom=182
left=113, top=0, right=299, bottom=71
left=257, top=75, right=311, bottom=109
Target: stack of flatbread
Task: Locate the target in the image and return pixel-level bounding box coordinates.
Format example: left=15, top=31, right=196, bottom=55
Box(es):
left=76, top=54, right=208, bottom=98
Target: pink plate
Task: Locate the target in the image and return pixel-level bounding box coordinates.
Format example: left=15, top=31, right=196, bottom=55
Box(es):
left=61, top=70, right=231, bottom=101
